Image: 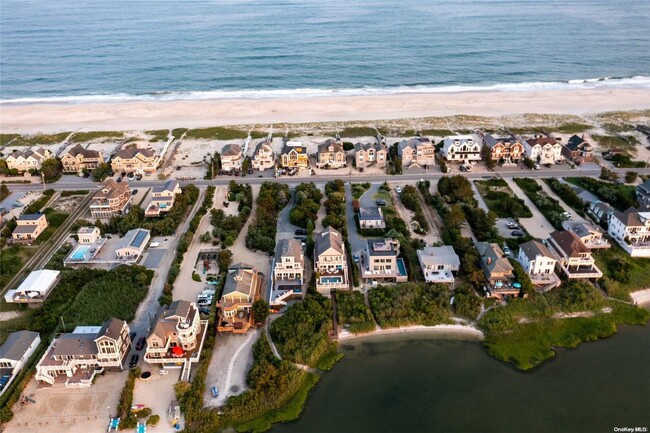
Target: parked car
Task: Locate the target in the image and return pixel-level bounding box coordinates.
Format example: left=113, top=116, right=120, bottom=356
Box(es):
left=376, top=199, right=387, bottom=207
left=395, top=186, right=403, bottom=194
left=176, top=166, right=181, bottom=171
left=507, top=222, right=519, bottom=230
left=129, top=354, right=139, bottom=368
left=511, top=230, right=525, bottom=237
left=352, top=254, right=360, bottom=263
left=247, top=168, right=253, bottom=174
left=295, top=229, right=307, bottom=236
left=132, top=189, right=138, bottom=195
left=135, top=337, right=146, bottom=351
left=533, top=163, right=541, bottom=170
left=159, top=370, right=169, bottom=375
left=503, top=245, right=511, bottom=257
left=116, top=176, right=122, bottom=182
left=129, top=332, right=137, bottom=342
left=561, top=211, right=571, bottom=219
left=127, top=174, right=135, bottom=181
left=199, top=307, right=211, bottom=315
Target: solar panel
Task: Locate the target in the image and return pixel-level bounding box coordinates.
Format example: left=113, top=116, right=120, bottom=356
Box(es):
left=131, top=230, right=148, bottom=248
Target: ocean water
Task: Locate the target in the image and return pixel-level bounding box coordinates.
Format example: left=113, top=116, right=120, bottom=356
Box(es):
left=1, top=0, right=649, bottom=103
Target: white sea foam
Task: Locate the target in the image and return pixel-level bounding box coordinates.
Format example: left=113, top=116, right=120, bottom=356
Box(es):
left=2, top=76, right=649, bottom=105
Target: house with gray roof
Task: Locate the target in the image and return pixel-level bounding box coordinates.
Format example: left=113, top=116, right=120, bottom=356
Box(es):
left=0, top=331, right=41, bottom=396
left=608, top=208, right=650, bottom=257
left=314, top=227, right=348, bottom=294
left=636, top=179, right=650, bottom=210
left=35, top=318, right=131, bottom=388
left=362, top=238, right=408, bottom=283
left=562, top=220, right=610, bottom=249
left=273, top=239, right=305, bottom=293
left=417, top=245, right=460, bottom=284
left=359, top=206, right=386, bottom=229
left=218, top=264, right=262, bottom=334
left=476, top=242, right=516, bottom=295
left=517, top=240, right=560, bottom=289
left=354, top=140, right=387, bottom=169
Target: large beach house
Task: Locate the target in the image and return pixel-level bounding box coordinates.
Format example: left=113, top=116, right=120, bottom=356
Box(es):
left=145, top=179, right=182, bottom=217
left=217, top=263, right=262, bottom=334
left=441, top=135, right=482, bottom=163
left=280, top=141, right=309, bottom=169
left=221, top=144, right=244, bottom=171
left=61, top=144, right=104, bottom=174
left=11, top=213, right=48, bottom=244
left=273, top=239, right=305, bottom=295
left=89, top=180, right=131, bottom=219
left=481, top=134, right=524, bottom=165
left=361, top=238, right=408, bottom=283
left=545, top=230, right=603, bottom=279
left=4, top=147, right=53, bottom=173
left=354, top=140, right=388, bottom=169
left=524, top=136, right=563, bottom=165
left=252, top=138, right=276, bottom=171
left=398, top=137, right=436, bottom=168
left=607, top=208, right=650, bottom=257
left=316, top=139, right=347, bottom=169
left=111, top=147, right=157, bottom=174
left=314, top=227, right=348, bottom=295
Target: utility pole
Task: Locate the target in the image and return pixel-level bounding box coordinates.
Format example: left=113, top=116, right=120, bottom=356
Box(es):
left=41, top=172, right=46, bottom=191
left=644, top=157, right=650, bottom=177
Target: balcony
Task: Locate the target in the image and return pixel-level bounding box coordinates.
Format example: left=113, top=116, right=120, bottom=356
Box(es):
left=559, top=263, right=603, bottom=279
left=217, top=310, right=253, bottom=334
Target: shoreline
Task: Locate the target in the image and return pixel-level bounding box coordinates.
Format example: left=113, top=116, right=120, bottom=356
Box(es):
left=337, top=324, right=485, bottom=343
left=630, top=289, right=650, bottom=306
left=1, top=88, right=649, bottom=134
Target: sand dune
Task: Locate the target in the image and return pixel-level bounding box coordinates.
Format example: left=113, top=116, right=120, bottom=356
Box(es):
left=1, top=88, right=649, bottom=134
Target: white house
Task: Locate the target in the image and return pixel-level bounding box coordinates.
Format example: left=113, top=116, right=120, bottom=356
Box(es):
left=0, top=331, right=41, bottom=396
left=4, top=269, right=61, bottom=304
left=517, top=240, right=559, bottom=288
left=608, top=208, right=650, bottom=257
left=441, top=135, right=483, bottom=163
left=417, top=246, right=460, bottom=284
left=115, top=228, right=150, bottom=260
left=524, top=136, right=564, bottom=164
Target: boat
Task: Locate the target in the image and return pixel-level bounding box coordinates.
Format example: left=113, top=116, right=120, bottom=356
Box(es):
left=131, top=404, right=145, bottom=412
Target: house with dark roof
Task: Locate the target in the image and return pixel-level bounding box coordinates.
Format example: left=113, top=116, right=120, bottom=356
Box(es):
left=562, top=134, right=594, bottom=164
left=317, top=139, right=347, bottom=169
left=111, top=147, right=156, bottom=174
left=11, top=213, right=48, bottom=244
left=441, top=135, right=482, bottom=163
left=354, top=140, right=387, bottom=169
left=221, top=144, right=244, bottom=171
left=218, top=264, right=262, bottom=334
left=90, top=180, right=131, bottom=219
left=476, top=242, right=516, bottom=295
left=608, top=208, right=650, bottom=257
left=4, top=147, right=53, bottom=173
left=280, top=142, right=309, bottom=168
left=481, top=134, right=524, bottom=165
left=562, top=220, right=610, bottom=249
left=61, top=144, right=104, bottom=173
left=587, top=201, right=614, bottom=224
left=400, top=137, right=437, bottom=167
left=145, top=180, right=182, bottom=217
left=359, top=206, right=386, bottom=229
left=545, top=231, right=603, bottom=279
left=314, top=227, right=348, bottom=294
left=361, top=238, right=408, bottom=283
left=35, top=318, right=131, bottom=387
left=636, top=179, right=650, bottom=210
left=0, top=331, right=41, bottom=396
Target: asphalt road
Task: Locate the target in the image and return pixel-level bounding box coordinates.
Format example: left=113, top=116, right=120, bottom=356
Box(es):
left=4, top=164, right=630, bottom=193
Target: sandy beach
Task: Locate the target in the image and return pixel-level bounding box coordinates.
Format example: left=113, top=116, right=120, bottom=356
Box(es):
left=1, top=88, right=649, bottom=134
left=337, top=324, right=485, bottom=342
left=630, top=289, right=650, bottom=306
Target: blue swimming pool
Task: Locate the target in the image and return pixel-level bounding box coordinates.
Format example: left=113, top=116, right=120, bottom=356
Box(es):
left=321, top=277, right=342, bottom=284
left=397, top=258, right=407, bottom=276
left=71, top=245, right=90, bottom=260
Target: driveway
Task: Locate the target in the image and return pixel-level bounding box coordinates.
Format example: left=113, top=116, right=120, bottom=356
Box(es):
left=276, top=188, right=302, bottom=241
left=345, top=183, right=365, bottom=256
left=537, top=180, right=591, bottom=225
left=504, top=178, right=554, bottom=240
left=470, top=181, right=490, bottom=212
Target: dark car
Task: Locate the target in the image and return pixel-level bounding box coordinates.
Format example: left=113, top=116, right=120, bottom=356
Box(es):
left=132, top=189, right=138, bottom=195
left=511, top=230, right=525, bottom=237
left=135, top=337, right=146, bottom=351
left=247, top=168, right=253, bottom=175
left=116, top=177, right=122, bottom=182
left=376, top=199, right=387, bottom=207
left=295, top=229, right=307, bottom=236
left=129, top=332, right=137, bottom=342
left=176, top=166, right=181, bottom=171
left=129, top=354, right=139, bottom=368
left=294, top=236, right=307, bottom=242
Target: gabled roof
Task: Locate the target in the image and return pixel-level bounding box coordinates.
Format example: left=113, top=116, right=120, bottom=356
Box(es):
left=150, top=300, right=195, bottom=341
left=222, top=144, right=242, bottom=157
left=637, top=179, right=650, bottom=195
left=483, top=134, right=521, bottom=149
left=519, top=240, right=554, bottom=261
left=52, top=333, right=98, bottom=357
left=355, top=140, right=385, bottom=153
left=96, top=318, right=126, bottom=341
left=222, top=263, right=257, bottom=297
left=117, top=228, right=150, bottom=250
left=65, top=143, right=101, bottom=159
left=566, top=134, right=589, bottom=151
left=152, top=179, right=179, bottom=194
left=476, top=242, right=514, bottom=274
left=116, top=147, right=154, bottom=160
left=315, top=226, right=344, bottom=257
left=254, top=139, right=273, bottom=154
left=318, top=139, right=344, bottom=154
left=612, top=207, right=646, bottom=227
left=548, top=230, right=590, bottom=257
left=276, top=239, right=303, bottom=263
left=94, top=180, right=130, bottom=200
left=281, top=145, right=307, bottom=155
left=0, top=330, right=40, bottom=361
left=526, top=136, right=557, bottom=146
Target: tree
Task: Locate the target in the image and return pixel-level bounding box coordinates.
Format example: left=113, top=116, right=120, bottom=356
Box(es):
left=217, top=249, right=233, bottom=273
left=481, top=146, right=495, bottom=170
left=40, top=157, right=63, bottom=183
left=92, top=162, right=112, bottom=181
left=0, top=159, right=9, bottom=175
left=252, top=299, right=270, bottom=324
left=438, top=175, right=474, bottom=205
left=0, top=184, right=9, bottom=201
left=600, top=166, right=618, bottom=181
left=625, top=171, right=638, bottom=183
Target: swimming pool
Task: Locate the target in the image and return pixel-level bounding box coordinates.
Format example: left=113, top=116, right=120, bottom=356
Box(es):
left=397, top=258, right=407, bottom=276
left=71, top=245, right=90, bottom=260
left=320, top=276, right=342, bottom=284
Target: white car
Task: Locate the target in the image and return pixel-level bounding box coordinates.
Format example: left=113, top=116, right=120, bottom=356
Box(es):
left=395, top=186, right=403, bottom=194
left=159, top=369, right=169, bottom=375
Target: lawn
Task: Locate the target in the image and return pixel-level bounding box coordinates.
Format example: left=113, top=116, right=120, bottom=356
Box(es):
left=513, top=178, right=566, bottom=229
left=351, top=183, right=371, bottom=200
left=591, top=134, right=639, bottom=152
left=564, top=177, right=638, bottom=211
left=474, top=179, right=532, bottom=218
left=0, top=245, right=38, bottom=289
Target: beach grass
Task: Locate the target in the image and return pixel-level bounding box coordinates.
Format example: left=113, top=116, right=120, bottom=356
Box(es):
left=483, top=303, right=650, bottom=370
left=338, top=126, right=384, bottom=137
left=1, top=132, right=71, bottom=146
left=171, top=128, right=188, bottom=139
left=146, top=129, right=170, bottom=142
left=185, top=126, right=248, bottom=140
left=593, top=244, right=650, bottom=300
left=591, top=134, right=639, bottom=151
left=69, top=131, right=124, bottom=143
left=234, top=373, right=320, bottom=433
left=335, top=290, right=376, bottom=334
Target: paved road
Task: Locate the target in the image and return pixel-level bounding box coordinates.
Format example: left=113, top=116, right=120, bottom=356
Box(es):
left=6, top=164, right=638, bottom=194
left=345, top=183, right=365, bottom=256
